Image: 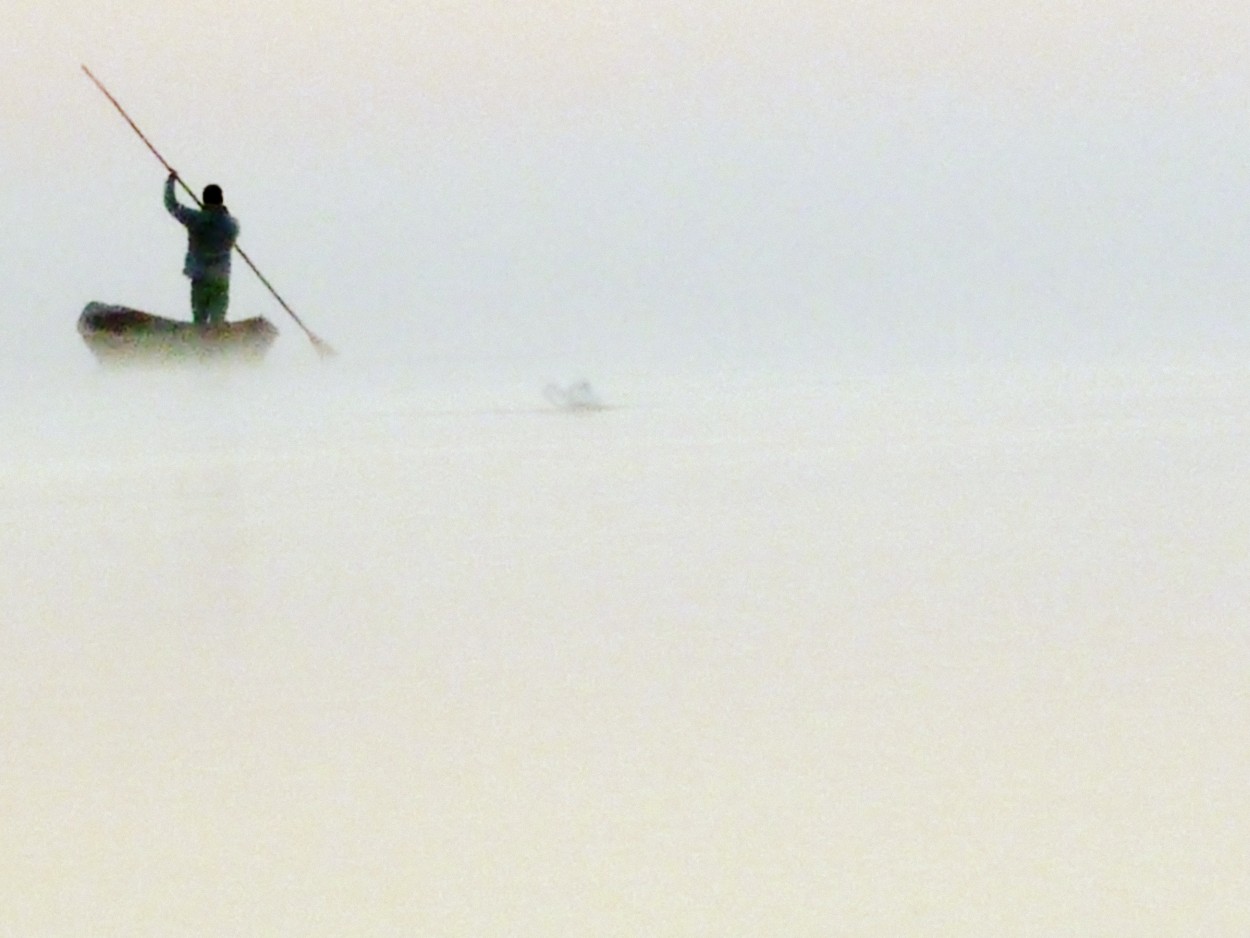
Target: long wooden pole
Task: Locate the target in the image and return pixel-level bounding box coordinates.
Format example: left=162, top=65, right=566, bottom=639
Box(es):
left=82, top=65, right=336, bottom=358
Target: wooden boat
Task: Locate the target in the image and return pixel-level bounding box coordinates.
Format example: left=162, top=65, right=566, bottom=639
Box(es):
left=78, top=302, right=279, bottom=365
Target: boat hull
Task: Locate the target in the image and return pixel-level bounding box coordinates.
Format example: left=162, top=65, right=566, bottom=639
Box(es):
left=78, top=302, right=279, bottom=365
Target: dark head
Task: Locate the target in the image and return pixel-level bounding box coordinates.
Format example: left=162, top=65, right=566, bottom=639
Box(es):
left=202, top=184, right=224, bottom=207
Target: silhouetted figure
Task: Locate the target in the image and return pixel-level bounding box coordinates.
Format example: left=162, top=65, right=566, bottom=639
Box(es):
left=164, top=172, right=239, bottom=326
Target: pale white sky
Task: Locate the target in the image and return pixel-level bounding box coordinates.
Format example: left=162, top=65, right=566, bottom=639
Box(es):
left=5, top=0, right=1250, bottom=367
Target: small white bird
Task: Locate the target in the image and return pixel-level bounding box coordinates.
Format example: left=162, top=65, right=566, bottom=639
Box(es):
left=544, top=380, right=605, bottom=411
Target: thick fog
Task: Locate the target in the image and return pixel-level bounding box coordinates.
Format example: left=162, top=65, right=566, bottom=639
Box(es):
left=5, top=1, right=1250, bottom=370
left=3, top=2, right=1250, bottom=935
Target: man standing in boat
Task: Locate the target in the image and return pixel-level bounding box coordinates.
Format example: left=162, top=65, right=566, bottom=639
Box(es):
left=164, top=172, right=239, bottom=327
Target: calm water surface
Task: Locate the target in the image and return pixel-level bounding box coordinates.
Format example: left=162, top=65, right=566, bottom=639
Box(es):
left=1, top=355, right=1247, bottom=935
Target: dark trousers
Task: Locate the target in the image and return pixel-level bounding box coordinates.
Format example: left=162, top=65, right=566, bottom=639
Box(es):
left=191, top=278, right=230, bottom=326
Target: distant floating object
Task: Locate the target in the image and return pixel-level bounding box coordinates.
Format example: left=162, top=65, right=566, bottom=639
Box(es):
left=544, top=380, right=605, bottom=412
left=78, top=302, right=279, bottom=366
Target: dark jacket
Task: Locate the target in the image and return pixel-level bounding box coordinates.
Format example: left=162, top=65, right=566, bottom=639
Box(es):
left=164, top=177, right=239, bottom=281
